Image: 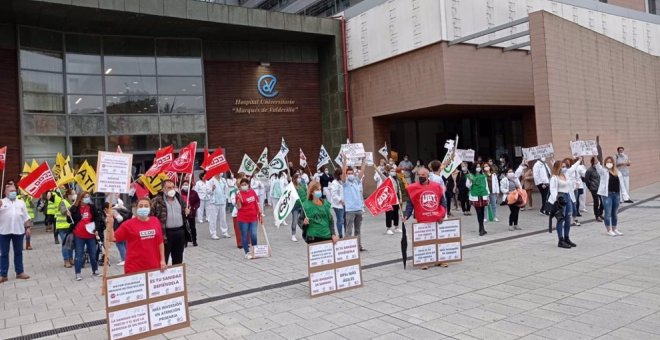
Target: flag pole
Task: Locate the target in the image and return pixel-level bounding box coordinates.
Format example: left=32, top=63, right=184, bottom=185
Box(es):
left=0, top=168, right=4, bottom=198
left=101, top=192, right=115, bottom=296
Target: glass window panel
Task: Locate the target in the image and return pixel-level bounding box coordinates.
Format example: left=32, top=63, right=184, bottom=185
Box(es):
left=156, top=39, right=201, bottom=57
left=65, top=34, right=101, bottom=54
left=105, top=76, right=157, bottom=95
left=108, top=115, right=159, bottom=135
left=19, top=27, right=62, bottom=51
left=23, top=136, right=66, bottom=159
left=160, top=133, right=206, bottom=149
left=108, top=135, right=161, bottom=152
left=69, top=116, right=105, bottom=136
left=66, top=54, right=101, bottom=74
left=21, top=70, right=63, bottom=93
left=67, top=75, right=102, bottom=94
left=23, top=93, right=64, bottom=113
left=68, top=95, right=104, bottom=114
left=156, top=58, right=202, bottom=76
left=23, top=114, right=66, bottom=136
left=157, top=77, right=203, bottom=95
left=20, top=50, right=62, bottom=72
left=158, top=96, right=204, bottom=114
left=106, top=96, right=157, bottom=114
left=103, top=56, right=156, bottom=75
left=159, top=114, right=206, bottom=133
left=103, top=37, right=154, bottom=56
left=71, top=136, right=105, bottom=155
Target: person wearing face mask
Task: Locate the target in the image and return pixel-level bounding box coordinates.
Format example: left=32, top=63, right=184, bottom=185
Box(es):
left=404, top=168, right=446, bottom=225
left=180, top=180, right=200, bottom=246
left=466, top=163, right=490, bottom=236
left=151, top=180, right=191, bottom=265
left=584, top=157, right=604, bottom=222
left=319, top=167, right=333, bottom=199
left=235, top=178, right=261, bottom=259
left=0, top=184, right=31, bottom=283
left=249, top=174, right=266, bottom=217
left=457, top=163, right=471, bottom=216
left=56, top=189, right=76, bottom=268
left=378, top=165, right=406, bottom=235
left=69, top=191, right=103, bottom=281
left=444, top=169, right=458, bottom=217
left=429, top=160, right=449, bottom=215
left=110, top=197, right=166, bottom=274
left=289, top=173, right=308, bottom=242
left=483, top=164, right=500, bottom=222
left=615, top=147, right=633, bottom=203
left=500, top=168, right=524, bottom=231
left=399, top=156, right=414, bottom=184
left=595, top=151, right=627, bottom=236
left=193, top=172, right=213, bottom=224
left=533, top=156, right=552, bottom=215
left=498, top=156, right=510, bottom=177
left=298, top=181, right=337, bottom=244
left=329, top=169, right=346, bottom=238
left=548, top=158, right=582, bottom=249
left=522, top=161, right=535, bottom=211
left=342, top=157, right=368, bottom=251
left=208, top=174, right=231, bottom=239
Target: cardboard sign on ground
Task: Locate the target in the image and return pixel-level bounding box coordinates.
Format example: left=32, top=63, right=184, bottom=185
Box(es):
left=105, top=264, right=190, bottom=340
left=307, top=237, right=363, bottom=297
left=412, top=219, right=463, bottom=267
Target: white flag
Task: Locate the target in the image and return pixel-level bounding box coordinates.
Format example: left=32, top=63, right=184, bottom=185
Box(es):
left=268, top=151, right=287, bottom=176
left=238, top=154, right=257, bottom=176
left=256, top=165, right=268, bottom=181
left=441, top=152, right=463, bottom=179
left=257, top=147, right=268, bottom=165
left=299, top=148, right=308, bottom=168
left=334, top=152, right=343, bottom=166
left=378, top=142, right=388, bottom=159
left=273, top=182, right=300, bottom=227
left=280, top=137, right=289, bottom=156
left=317, top=145, right=330, bottom=170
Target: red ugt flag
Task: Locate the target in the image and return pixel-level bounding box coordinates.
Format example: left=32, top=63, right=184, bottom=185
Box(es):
left=18, top=162, right=57, bottom=198
left=145, top=145, right=174, bottom=176
left=166, top=142, right=197, bottom=174
left=201, top=145, right=210, bottom=169
left=0, top=146, right=6, bottom=170
left=203, top=148, right=230, bottom=180
left=364, top=177, right=398, bottom=216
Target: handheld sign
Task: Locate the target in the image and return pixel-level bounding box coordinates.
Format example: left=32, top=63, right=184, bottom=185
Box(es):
left=96, top=151, right=133, bottom=194
left=307, top=237, right=363, bottom=297
left=522, top=143, right=554, bottom=160
left=412, top=219, right=463, bottom=267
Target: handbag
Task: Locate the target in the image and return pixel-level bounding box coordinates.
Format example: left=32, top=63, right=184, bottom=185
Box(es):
left=515, top=189, right=528, bottom=208
left=506, top=191, right=519, bottom=205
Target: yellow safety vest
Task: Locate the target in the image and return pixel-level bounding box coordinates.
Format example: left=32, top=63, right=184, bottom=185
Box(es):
left=47, top=192, right=61, bottom=216
left=19, top=196, right=35, bottom=219
left=55, top=199, right=72, bottom=230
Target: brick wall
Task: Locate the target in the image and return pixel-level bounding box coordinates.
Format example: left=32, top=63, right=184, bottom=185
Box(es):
left=0, top=47, right=21, bottom=179
left=204, top=61, right=322, bottom=172
left=530, top=11, right=660, bottom=190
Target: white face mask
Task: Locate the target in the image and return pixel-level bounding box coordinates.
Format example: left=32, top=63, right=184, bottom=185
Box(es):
left=240, top=185, right=249, bottom=191
left=484, top=167, right=490, bottom=172
left=606, top=162, right=614, bottom=169
left=181, top=185, right=189, bottom=191
left=166, top=190, right=176, bottom=198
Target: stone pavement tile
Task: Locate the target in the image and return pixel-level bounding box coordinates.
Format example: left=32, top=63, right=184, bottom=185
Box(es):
left=162, top=325, right=197, bottom=338
left=461, top=326, right=520, bottom=340
left=619, top=291, right=660, bottom=309
left=573, top=309, right=639, bottom=330
left=271, top=324, right=315, bottom=339
left=513, top=293, right=558, bottom=306
left=241, top=317, right=281, bottom=333
left=555, top=319, right=614, bottom=337
left=395, top=306, right=446, bottom=325
left=184, top=330, right=227, bottom=340
left=189, top=317, right=224, bottom=332
left=303, top=331, right=348, bottom=340
left=419, top=318, right=468, bottom=336
left=600, top=282, right=646, bottom=294
left=540, top=302, right=590, bottom=316
left=5, top=313, right=36, bottom=328
left=473, top=287, right=516, bottom=300
left=362, top=301, right=406, bottom=314
left=244, top=330, right=285, bottom=340
left=529, top=287, right=573, bottom=300
left=213, top=324, right=253, bottom=339
left=51, top=315, right=84, bottom=328
left=297, top=318, right=337, bottom=333
left=0, top=326, right=22, bottom=339
left=497, top=297, right=543, bottom=311
left=480, top=302, right=526, bottom=317
left=213, top=310, right=250, bottom=326
left=485, top=320, right=537, bottom=337
left=533, top=327, right=595, bottom=340
left=460, top=308, right=508, bottom=323
left=516, top=334, right=551, bottom=340
left=333, top=324, right=379, bottom=338
left=266, top=311, right=304, bottom=326
left=355, top=316, right=403, bottom=335
left=395, top=325, right=446, bottom=339
left=627, top=313, right=660, bottom=335
left=440, top=313, right=489, bottom=329
left=372, top=332, right=412, bottom=340
left=605, top=326, right=660, bottom=339
left=452, top=333, right=481, bottom=340
left=290, top=307, right=325, bottom=320
left=599, top=301, right=658, bottom=321
left=504, top=313, right=556, bottom=330
left=554, top=297, right=605, bottom=310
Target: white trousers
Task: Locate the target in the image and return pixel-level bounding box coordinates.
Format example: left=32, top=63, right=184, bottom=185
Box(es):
left=208, top=203, right=228, bottom=236
left=621, top=174, right=630, bottom=201
left=197, top=200, right=210, bottom=222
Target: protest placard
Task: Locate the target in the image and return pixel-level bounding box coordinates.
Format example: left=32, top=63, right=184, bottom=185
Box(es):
left=522, top=143, right=554, bottom=160
left=106, top=265, right=190, bottom=340
left=570, top=140, right=598, bottom=157
left=96, top=151, right=133, bottom=194
left=307, top=237, right=363, bottom=297
left=365, top=152, right=374, bottom=166
left=340, top=143, right=366, bottom=159
left=411, top=219, right=462, bottom=268
left=455, top=149, right=475, bottom=163
left=251, top=245, right=271, bottom=258
left=412, top=222, right=437, bottom=242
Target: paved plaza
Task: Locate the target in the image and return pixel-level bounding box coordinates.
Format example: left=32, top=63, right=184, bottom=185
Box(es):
left=2, top=183, right=660, bottom=340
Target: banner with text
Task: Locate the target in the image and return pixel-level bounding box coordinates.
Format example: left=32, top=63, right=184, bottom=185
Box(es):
left=570, top=140, right=598, bottom=157
left=412, top=219, right=462, bottom=267
left=522, top=143, right=554, bottom=160
left=307, top=237, right=362, bottom=297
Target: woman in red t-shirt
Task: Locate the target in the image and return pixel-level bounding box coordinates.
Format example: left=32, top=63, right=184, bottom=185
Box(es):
left=235, top=178, right=261, bottom=259
left=112, top=197, right=166, bottom=274
left=69, top=192, right=101, bottom=281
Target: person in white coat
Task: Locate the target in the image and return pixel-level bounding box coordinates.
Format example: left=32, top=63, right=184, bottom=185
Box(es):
left=615, top=146, right=633, bottom=203
left=595, top=153, right=628, bottom=236
left=484, top=164, right=500, bottom=222
left=329, top=168, right=345, bottom=238
left=250, top=175, right=266, bottom=217
left=533, top=157, right=552, bottom=215
left=208, top=174, right=230, bottom=239
left=269, top=172, right=289, bottom=227
left=193, top=173, right=213, bottom=223
left=548, top=158, right=581, bottom=249
left=499, top=165, right=524, bottom=230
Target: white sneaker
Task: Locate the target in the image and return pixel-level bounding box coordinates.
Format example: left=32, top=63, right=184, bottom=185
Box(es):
left=223, top=233, right=231, bottom=238
left=291, top=235, right=298, bottom=242
left=521, top=207, right=526, bottom=211
left=386, top=229, right=394, bottom=235
left=197, top=220, right=204, bottom=224
left=281, top=221, right=288, bottom=226
left=117, top=261, right=125, bottom=266
left=494, top=217, right=500, bottom=222
left=614, top=230, right=624, bottom=236
left=261, top=213, right=266, bottom=217
left=483, top=218, right=487, bottom=223
left=211, top=235, right=220, bottom=240
left=580, top=209, right=588, bottom=212
left=75, top=274, right=83, bottom=281
left=245, top=253, right=253, bottom=260
left=395, top=228, right=402, bottom=233
left=607, top=230, right=617, bottom=237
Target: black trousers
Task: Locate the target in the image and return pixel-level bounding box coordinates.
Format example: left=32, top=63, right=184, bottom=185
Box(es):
left=475, top=206, right=485, bottom=229
left=165, top=227, right=186, bottom=265
left=460, top=197, right=471, bottom=213
left=445, top=193, right=453, bottom=215
left=590, top=189, right=603, bottom=218
left=385, top=204, right=400, bottom=229
left=538, top=184, right=550, bottom=213
left=187, top=218, right=197, bottom=244
left=509, top=204, right=520, bottom=226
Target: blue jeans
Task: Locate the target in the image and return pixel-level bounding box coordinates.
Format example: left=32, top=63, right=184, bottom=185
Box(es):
left=238, top=221, right=258, bottom=254
left=488, top=194, right=498, bottom=218
left=602, top=192, right=620, bottom=228
left=556, top=193, right=573, bottom=240
left=333, top=207, right=345, bottom=237
left=116, top=241, right=127, bottom=261
left=58, top=231, right=73, bottom=261
left=291, top=207, right=302, bottom=236
left=74, top=236, right=98, bottom=275
left=0, top=234, right=25, bottom=277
